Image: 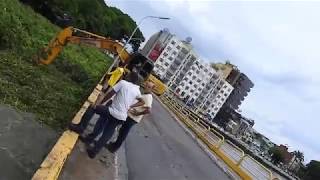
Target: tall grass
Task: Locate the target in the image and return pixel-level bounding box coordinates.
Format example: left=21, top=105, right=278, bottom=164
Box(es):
left=0, top=0, right=111, bottom=129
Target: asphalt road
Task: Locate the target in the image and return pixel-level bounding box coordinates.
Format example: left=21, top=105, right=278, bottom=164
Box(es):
left=125, top=97, right=231, bottom=180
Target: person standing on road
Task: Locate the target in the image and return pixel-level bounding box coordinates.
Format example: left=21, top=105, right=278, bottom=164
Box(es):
left=81, top=72, right=144, bottom=158
left=102, top=62, right=126, bottom=92
left=69, top=63, right=125, bottom=134
left=105, top=81, right=154, bottom=153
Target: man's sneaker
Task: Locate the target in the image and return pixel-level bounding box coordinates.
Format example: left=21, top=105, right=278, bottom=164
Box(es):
left=105, top=143, right=117, bottom=153
left=86, top=148, right=97, bottom=159
left=68, top=123, right=83, bottom=134
left=79, top=135, right=94, bottom=145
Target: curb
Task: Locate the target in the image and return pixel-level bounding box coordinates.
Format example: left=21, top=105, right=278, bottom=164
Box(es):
left=154, top=95, right=239, bottom=180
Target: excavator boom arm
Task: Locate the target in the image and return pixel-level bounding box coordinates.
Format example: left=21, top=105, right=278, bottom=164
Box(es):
left=39, top=27, right=130, bottom=65
left=38, top=27, right=167, bottom=95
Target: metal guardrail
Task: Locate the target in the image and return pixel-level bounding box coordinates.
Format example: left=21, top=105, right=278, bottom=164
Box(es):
left=160, top=91, right=273, bottom=180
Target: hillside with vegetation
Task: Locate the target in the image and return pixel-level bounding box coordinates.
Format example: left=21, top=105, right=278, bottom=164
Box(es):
left=0, top=0, right=141, bottom=129
left=20, top=0, right=145, bottom=51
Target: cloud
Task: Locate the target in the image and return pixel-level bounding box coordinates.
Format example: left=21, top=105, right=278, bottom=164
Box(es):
left=108, top=0, right=320, bottom=162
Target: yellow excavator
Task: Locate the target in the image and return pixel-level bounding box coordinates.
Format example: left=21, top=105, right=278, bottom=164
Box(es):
left=37, top=26, right=166, bottom=95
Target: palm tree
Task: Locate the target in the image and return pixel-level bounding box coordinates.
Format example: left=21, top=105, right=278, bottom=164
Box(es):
left=295, top=151, right=304, bottom=162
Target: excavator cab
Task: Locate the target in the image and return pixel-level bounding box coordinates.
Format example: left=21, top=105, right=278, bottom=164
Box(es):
left=126, top=53, right=154, bottom=80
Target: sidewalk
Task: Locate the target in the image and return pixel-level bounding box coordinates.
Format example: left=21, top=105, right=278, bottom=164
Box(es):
left=58, top=142, right=115, bottom=180
left=58, top=114, right=128, bottom=180
left=0, top=105, right=58, bottom=180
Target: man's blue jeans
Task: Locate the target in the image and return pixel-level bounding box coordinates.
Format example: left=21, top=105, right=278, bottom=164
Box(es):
left=85, top=106, right=124, bottom=154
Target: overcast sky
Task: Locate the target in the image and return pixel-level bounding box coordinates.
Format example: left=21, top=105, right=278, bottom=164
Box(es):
left=108, top=0, right=320, bottom=162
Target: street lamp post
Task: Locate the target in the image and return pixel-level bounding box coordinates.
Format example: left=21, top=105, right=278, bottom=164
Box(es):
left=106, top=15, right=170, bottom=74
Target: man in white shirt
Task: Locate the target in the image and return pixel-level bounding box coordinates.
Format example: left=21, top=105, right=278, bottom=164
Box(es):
left=105, top=81, right=154, bottom=153
left=82, top=72, right=143, bottom=158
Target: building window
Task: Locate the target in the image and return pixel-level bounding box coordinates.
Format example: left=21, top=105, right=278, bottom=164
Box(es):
left=198, top=88, right=202, bottom=91
left=223, top=85, right=227, bottom=89
left=167, top=46, right=172, bottom=51
left=197, top=79, right=201, bottom=83
left=196, top=70, right=200, bottom=74
left=224, top=93, right=228, bottom=97
left=214, top=108, right=218, bottom=111
left=192, top=76, right=196, bottom=80
left=209, top=72, right=213, bottom=76
left=217, top=95, right=221, bottom=98
left=168, top=57, right=173, bottom=61
left=189, top=81, right=192, bottom=85
left=187, top=72, right=192, bottom=76
left=159, top=58, right=164, bottom=62
left=185, top=86, right=190, bottom=90
left=172, top=51, right=177, bottom=55
left=176, top=45, right=181, bottom=49
left=194, top=84, right=197, bottom=88
left=221, top=98, right=225, bottom=101
left=163, top=52, right=168, bottom=57
left=181, top=91, right=185, bottom=96
left=202, top=83, right=205, bottom=86
left=204, top=69, right=208, bottom=73
left=190, top=89, right=194, bottom=93
left=171, top=41, right=176, bottom=45
left=164, top=62, right=169, bottom=66
left=228, top=88, right=232, bottom=92
left=220, top=90, right=224, bottom=94
left=195, top=93, right=199, bottom=96
left=192, top=66, right=196, bottom=71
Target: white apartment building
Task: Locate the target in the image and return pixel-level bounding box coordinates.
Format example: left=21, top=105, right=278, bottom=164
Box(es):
left=153, top=36, right=193, bottom=84
left=142, top=30, right=234, bottom=121
left=174, top=60, right=215, bottom=104
left=198, top=79, right=234, bottom=120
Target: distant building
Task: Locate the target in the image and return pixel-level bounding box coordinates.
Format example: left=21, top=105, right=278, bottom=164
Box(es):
left=174, top=60, right=216, bottom=104
left=225, top=71, right=254, bottom=110
left=140, top=28, right=173, bottom=62
left=278, top=144, right=294, bottom=165
left=212, top=62, right=234, bottom=79
left=224, top=113, right=255, bottom=139
left=142, top=30, right=234, bottom=122
left=196, top=79, right=233, bottom=120
left=212, top=62, right=254, bottom=110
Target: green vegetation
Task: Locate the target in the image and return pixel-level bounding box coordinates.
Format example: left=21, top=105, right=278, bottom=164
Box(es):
left=0, top=0, right=111, bottom=129
left=269, top=146, right=285, bottom=165
left=298, top=160, right=320, bottom=180
left=20, top=0, right=145, bottom=51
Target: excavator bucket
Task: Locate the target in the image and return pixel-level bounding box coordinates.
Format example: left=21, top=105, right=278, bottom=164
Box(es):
left=38, top=27, right=74, bottom=65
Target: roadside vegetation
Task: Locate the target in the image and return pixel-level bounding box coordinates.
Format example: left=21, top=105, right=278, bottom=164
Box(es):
left=0, top=0, right=114, bottom=129
left=20, top=0, right=145, bottom=51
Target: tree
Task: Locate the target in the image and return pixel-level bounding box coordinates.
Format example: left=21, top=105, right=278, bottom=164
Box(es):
left=301, top=160, right=320, bottom=180
left=19, top=0, right=145, bottom=48
left=269, top=146, right=285, bottom=165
